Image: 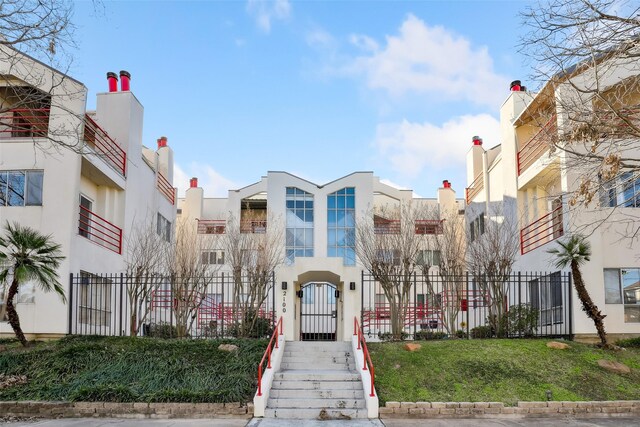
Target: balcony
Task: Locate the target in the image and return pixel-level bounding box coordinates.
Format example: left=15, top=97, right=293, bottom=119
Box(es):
left=0, top=108, right=49, bottom=138
left=517, top=115, right=557, bottom=176
left=157, top=173, right=175, bottom=205
left=240, top=219, right=267, bottom=234
left=78, top=205, right=123, bottom=254
left=197, top=219, right=226, bottom=234
left=374, top=218, right=400, bottom=234
left=465, top=173, right=484, bottom=204
left=415, top=219, right=443, bottom=235
left=83, top=115, right=127, bottom=177
left=520, top=205, right=564, bottom=255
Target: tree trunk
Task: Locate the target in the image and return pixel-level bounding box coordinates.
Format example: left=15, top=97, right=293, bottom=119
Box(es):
left=6, top=278, right=28, bottom=347
left=571, top=262, right=608, bottom=347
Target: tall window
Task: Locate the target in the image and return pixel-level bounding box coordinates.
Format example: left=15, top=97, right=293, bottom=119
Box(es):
left=469, top=213, right=485, bottom=243
left=0, top=170, right=43, bottom=206
left=416, top=249, right=441, bottom=267
left=600, top=173, right=640, bottom=208
left=529, top=271, right=563, bottom=326
left=327, top=187, right=355, bottom=265
left=603, top=268, right=640, bottom=323
left=157, top=213, right=171, bottom=242
left=286, top=187, right=314, bottom=264
left=79, top=271, right=112, bottom=327
left=202, top=250, right=225, bottom=265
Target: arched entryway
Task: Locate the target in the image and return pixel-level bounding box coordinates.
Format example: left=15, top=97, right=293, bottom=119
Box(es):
left=294, top=271, right=342, bottom=341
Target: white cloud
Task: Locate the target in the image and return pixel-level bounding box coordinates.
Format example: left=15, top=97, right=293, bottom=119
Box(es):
left=246, top=0, right=291, bottom=33
left=306, top=28, right=335, bottom=49
left=375, top=113, right=500, bottom=178
left=345, top=14, right=509, bottom=106
left=174, top=163, right=238, bottom=198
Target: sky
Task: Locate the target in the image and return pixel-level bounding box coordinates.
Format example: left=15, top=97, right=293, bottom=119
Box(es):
left=70, top=0, right=533, bottom=199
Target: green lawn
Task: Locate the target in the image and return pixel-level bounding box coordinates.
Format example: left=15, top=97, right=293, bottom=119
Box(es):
left=369, top=339, right=640, bottom=405
left=0, top=336, right=266, bottom=403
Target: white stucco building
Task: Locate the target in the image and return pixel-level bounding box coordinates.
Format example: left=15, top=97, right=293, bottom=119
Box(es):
left=0, top=48, right=177, bottom=339
left=178, top=172, right=463, bottom=342
left=465, top=67, right=640, bottom=340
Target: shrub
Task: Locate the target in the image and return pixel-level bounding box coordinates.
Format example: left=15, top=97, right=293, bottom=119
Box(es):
left=377, top=331, right=409, bottom=341
left=227, top=310, right=274, bottom=339
left=455, top=329, right=468, bottom=339
left=414, top=331, right=447, bottom=340
left=616, top=337, right=640, bottom=348
left=506, top=303, right=539, bottom=337
left=470, top=325, right=493, bottom=339
left=145, top=322, right=180, bottom=339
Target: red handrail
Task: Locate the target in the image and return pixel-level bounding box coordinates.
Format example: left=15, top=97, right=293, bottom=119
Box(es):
left=257, top=316, right=283, bottom=397
left=354, top=317, right=375, bottom=397
left=78, top=205, right=123, bottom=254
left=157, top=172, right=175, bottom=205
left=83, top=115, right=127, bottom=177
left=520, top=205, right=564, bottom=254
left=517, top=115, right=557, bottom=176
left=465, top=173, right=484, bottom=204
left=197, top=219, right=226, bottom=234
left=0, top=108, right=50, bottom=138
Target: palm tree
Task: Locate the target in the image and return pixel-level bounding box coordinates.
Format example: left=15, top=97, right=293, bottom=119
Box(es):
left=0, top=222, right=65, bottom=346
left=548, top=235, right=609, bottom=348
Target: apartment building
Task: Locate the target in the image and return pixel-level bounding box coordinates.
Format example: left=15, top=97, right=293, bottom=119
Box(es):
left=0, top=47, right=177, bottom=338
left=465, top=65, right=640, bottom=339
left=178, top=172, right=463, bottom=341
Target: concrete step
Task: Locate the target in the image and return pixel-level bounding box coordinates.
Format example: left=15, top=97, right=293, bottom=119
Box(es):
left=270, top=388, right=364, bottom=399
left=274, top=370, right=361, bottom=382
left=271, top=380, right=362, bottom=390
left=285, top=342, right=351, bottom=350
left=268, top=398, right=365, bottom=409
left=280, top=362, right=354, bottom=370
left=282, top=351, right=352, bottom=358
left=264, top=407, right=368, bottom=419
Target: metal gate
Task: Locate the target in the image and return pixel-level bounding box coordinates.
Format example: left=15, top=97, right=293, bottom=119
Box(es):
left=299, top=282, right=337, bottom=341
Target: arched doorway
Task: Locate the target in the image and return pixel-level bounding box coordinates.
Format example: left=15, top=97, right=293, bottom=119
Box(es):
left=299, top=282, right=338, bottom=341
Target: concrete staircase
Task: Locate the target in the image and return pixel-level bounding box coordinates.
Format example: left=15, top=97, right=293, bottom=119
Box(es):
left=265, top=341, right=367, bottom=419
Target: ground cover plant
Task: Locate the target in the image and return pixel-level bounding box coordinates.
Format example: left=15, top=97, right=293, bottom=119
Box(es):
left=369, top=339, right=640, bottom=405
left=0, top=336, right=266, bottom=403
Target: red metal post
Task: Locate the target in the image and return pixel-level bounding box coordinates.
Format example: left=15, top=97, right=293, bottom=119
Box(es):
left=120, top=70, right=131, bottom=91
left=257, top=365, right=262, bottom=396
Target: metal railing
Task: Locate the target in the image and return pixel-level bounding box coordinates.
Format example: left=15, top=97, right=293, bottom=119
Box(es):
left=354, top=317, right=375, bottom=397
left=0, top=108, right=49, bottom=138
left=517, top=115, right=557, bottom=176
left=374, top=219, right=400, bottom=234
left=157, top=172, right=175, bottom=205
left=465, top=173, right=484, bottom=204
left=373, top=219, right=444, bottom=235
left=257, top=316, right=283, bottom=397
left=240, top=219, right=267, bottom=233
left=83, top=115, right=127, bottom=177
left=78, top=205, right=123, bottom=254
left=197, top=219, right=226, bottom=234
left=520, top=205, right=564, bottom=255
left=415, top=219, right=443, bottom=235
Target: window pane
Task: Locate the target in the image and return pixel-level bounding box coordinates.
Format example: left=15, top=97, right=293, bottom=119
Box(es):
left=7, top=171, right=25, bottom=206
left=26, top=171, right=43, bottom=206
left=0, top=172, right=7, bottom=206
left=327, top=195, right=336, bottom=209
left=346, top=195, right=355, bottom=209
left=624, top=305, right=640, bottom=323
left=604, top=269, right=622, bottom=304
left=621, top=268, right=640, bottom=305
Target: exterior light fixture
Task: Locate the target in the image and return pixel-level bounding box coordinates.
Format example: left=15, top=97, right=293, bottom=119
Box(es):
left=350, top=282, right=356, bottom=290
left=281, top=281, right=287, bottom=290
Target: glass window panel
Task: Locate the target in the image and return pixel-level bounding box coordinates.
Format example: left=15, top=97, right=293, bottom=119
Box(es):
left=286, top=200, right=294, bottom=209
left=345, top=211, right=355, bottom=227
left=304, top=249, right=313, bottom=257
left=327, top=210, right=336, bottom=225
left=337, top=195, right=345, bottom=208
left=286, top=229, right=294, bottom=246
left=294, top=229, right=304, bottom=246
left=346, top=195, right=355, bottom=209
left=604, top=269, right=622, bottom=304
left=337, top=188, right=345, bottom=195
left=624, top=306, right=640, bottom=323
left=327, top=247, right=336, bottom=257
left=26, top=171, right=43, bottom=206
left=286, top=249, right=294, bottom=264
left=295, top=249, right=304, bottom=257
left=345, top=247, right=355, bottom=265
left=295, top=200, right=304, bottom=209
left=286, top=187, right=295, bottom=195
left=336, top=247, right=344, bottom=258
left=296, top=209, right=305, bottom=222
left=305, top=200, right=313, bottom=209
left=346, top=187, right=355, bottom=195
left=337, top=210, right=345, bottom=226
left=336, top=229, right=346, bottom=246
left=328, top=195, right=336, bottom=209
left=7, top=171, right=25, bottom=206
left=305, top=209, right=314, bottom=223
left=621, top=268, right=640, bottom=305
left=345, top=228, right=355, bottom=246
left=305, top=229, right=313, bottom=246
left=0, top=172, right=7, bottom=206
left=328, top=229, right=336, bottom=246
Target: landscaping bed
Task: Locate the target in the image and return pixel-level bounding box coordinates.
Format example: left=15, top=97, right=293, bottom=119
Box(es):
left=368, top=339, right=640, bottom=405
left=0, top=336, right=266, bottom=403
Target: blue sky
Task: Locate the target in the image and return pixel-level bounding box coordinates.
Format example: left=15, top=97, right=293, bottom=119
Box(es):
left=71, top=0, right=531, bottom=199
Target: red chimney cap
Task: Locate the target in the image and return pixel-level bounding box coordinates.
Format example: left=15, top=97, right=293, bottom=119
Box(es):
left=472, top=136, right=483, bottom=146
left=157, top=136, right=167, bottom=148
left=106, top=72, right=118, bottom=92
left=189, top=177, right=198, bottom=188
left=443, top=180, right=451, bottom=189
left=119, top=70, right=131, bottom=79
left=510, top=80, right=522, bottom=91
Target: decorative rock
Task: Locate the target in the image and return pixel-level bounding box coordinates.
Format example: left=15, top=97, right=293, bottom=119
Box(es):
left=547, top=341, right=570, bottom=350
left=218, top=344, right=239, bottom=352
left=597, top=359, right=631, bottom=374
left=404, top=343, right=421, bottom=352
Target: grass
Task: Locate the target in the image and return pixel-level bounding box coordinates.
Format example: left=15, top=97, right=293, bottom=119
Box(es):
left=368, top=339, right=640, bottom=405
left=0, top=336, right=266, bottom=403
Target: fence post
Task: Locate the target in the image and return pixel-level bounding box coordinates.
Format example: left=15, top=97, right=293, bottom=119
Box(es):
left=68, top=273, right=74, bottom=335
left=465, top=271, right=469, bottom=339
left=360, top=270, right=364, bottom=335
left=413, top=272, right=417, bottom=339
left=221, top=272, right=225, bottom=338
left=271, top=271, right=276, bottom=329
left=567, top=272, right=573, bottom=339
left=119, top=273, right=124, bottom=336
left=517, top=272, right=522, bottom=338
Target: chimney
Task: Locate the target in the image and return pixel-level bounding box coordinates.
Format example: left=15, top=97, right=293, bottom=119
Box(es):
left=107, top=72, right=118, bottom=92
left=157, top=136, right=167, bottom=148
left=190, top=177, right=198, bottom=188
left=442, top=180, right=451, bottom=189
left=120, top=70, right=131, bottom=91
left=472, top=135, right=483, bottom=146
left=510, top=80, right=521, bottom=91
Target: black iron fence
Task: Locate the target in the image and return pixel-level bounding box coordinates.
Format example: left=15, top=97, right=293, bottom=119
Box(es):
left=68, top=272, right=276, bottom=339
left=361, top=271, right=572, bottom=340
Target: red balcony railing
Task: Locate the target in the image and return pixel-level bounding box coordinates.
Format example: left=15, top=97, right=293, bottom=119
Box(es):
left=83, top=115, right=127, bottom=177
left=415, top=219, right=443, bottom=235
left=520, top=205, right=564, bottom=255
left=78, top=205, right=123, bottom=254
left=374, top=219, right=400, bottom=234
left=197, top=219, right=226, bottom=234
left=240, top=219, right=266, bottom=233
left=0, top=108, right=50, bottom=138
left=465, top=173, right=484, bottom=204
left=517, top=115, right=557, bottom=176
left=157, top=173, right=175, bottom=205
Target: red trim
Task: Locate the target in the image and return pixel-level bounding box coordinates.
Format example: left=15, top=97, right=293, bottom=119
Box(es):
left=520, top=205, right=564, bottom=254
left=257, top=316, right=283, bottom=397
left=354, top=317, right=375, bottom=397
left=197, top=219, right=226, bottom=234
left=517, top=115, right=557, bottom=176
left=465, top=173, right=484, bottom=204
left=157, top=172, right=175, bottom=205
left=0, top=108, right=50, bottom=138
left=78, top=205, right=123, bottom=254
left=83, top=115, right=127, bottom=176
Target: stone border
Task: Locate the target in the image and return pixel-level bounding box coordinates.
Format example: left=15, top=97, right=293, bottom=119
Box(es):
left=379, top=401, right=640, bottom=418
left=0, top=401, right=252, bottom=419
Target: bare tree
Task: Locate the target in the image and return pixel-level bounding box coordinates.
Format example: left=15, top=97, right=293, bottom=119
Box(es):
left=417, top=209, right=467, bottom=336
left=222, top=211, right=283, bottom=337
left=520, top=0, right=640, bottom=240
left=123, top=214, right=170, bottom=336
left=168, top=217, right=221, bottom=338
left=356, top=203, right=427, bottom=341
left=466, top=208, right=520, bottom=337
